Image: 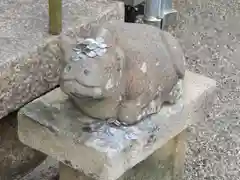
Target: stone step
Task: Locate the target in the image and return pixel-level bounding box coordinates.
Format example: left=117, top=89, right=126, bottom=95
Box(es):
left=0, top=112, right=47, bottom=180
left=0, top=0, right=124, bottom=120
left=20, top=157, right=59, bottom=180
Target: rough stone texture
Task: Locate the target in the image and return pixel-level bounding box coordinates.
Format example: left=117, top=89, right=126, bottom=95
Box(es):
left=0, top=112, right=47, bottom=180
left=170, top=0, right=240, bottom=180
left=21, top=157, right=59, bottom=180
left=14, top=0, right=240, bottom=179
left=59, top=20, right=185, bottom=125
left=132, top=0, right=240, bottom=179
left=17, top=71, right=215, bottom=180
left=0, top=0, right=124, bottom=120
left=59, top=138, right=176, bottom=180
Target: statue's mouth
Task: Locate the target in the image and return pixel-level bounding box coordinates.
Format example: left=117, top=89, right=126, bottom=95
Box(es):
left=70, top=92, right=93, bottom=100
left=61, top=80, right=103, bottom=99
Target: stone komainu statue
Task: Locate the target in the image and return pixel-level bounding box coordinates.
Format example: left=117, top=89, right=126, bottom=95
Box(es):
left=59, top=20, right=186, bottom=125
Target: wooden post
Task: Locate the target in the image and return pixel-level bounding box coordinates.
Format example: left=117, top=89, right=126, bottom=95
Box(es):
left=48, top=0, right=62, bottom=35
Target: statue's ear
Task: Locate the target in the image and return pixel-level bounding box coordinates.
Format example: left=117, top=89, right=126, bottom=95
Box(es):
left=59, top=35, right=76, bottom=66
left=161, top=31, right=186, bottom=78
left=90, top=25, right=116, bottom=46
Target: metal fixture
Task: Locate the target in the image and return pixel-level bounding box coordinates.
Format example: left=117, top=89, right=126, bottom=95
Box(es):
left=124, top=0, right=178, bottom=29
left=143, top=0, right=178, bottom=29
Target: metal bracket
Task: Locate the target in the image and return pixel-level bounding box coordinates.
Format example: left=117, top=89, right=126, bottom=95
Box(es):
left=143, top=0, right=178, bottom=29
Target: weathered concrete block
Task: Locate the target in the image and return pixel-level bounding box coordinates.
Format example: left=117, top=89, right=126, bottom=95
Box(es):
left=59, top=137, right=177, bottom=180
left=0, top=0, right=124, bottom=120
left=59, top=130, right=187, bottom=180
left=18, top=71, right=216, bottom=180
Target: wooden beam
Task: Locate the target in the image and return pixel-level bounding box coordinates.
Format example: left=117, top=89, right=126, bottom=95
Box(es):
left=48, top=0, right=62, bottom=35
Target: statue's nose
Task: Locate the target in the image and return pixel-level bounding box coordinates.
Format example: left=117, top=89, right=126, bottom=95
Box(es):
left=83, top=69, right=90, bottom=76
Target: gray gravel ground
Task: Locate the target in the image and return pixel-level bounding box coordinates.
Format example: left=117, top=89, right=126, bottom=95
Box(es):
left=173, top=0, right=240, bottom=179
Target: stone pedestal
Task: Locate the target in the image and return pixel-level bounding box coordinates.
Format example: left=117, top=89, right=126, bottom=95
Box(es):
left=17, top=71, right=216, bottom=180
left=59, top=131, right=185, bottom=180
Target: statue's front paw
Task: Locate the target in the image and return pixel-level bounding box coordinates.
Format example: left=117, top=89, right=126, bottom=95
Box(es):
left=117, top=102, right=142, bottom=125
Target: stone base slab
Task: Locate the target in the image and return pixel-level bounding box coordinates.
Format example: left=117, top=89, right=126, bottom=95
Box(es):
left=59, top=133, right=184, bottom=180
left=18, top=71, right=216, bottom=180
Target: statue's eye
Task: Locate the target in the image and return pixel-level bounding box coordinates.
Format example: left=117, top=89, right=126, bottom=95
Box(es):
left=64, top=64, right=72, bottom=73
left=117, top=67, right=121, bottom=72
left=84, top=69, right=90, bottom=76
